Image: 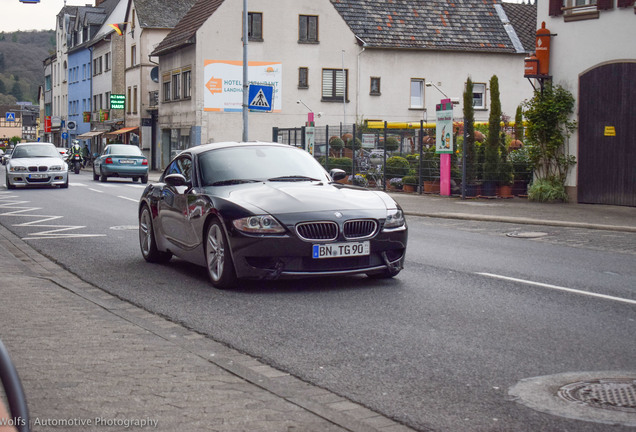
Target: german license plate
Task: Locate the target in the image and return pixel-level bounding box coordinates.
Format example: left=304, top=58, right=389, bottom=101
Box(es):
left=29, top=174, right=46, bottom=179
left=119, top=159, right=135, bottom=164
left=312, top=241, right=370, bottom=259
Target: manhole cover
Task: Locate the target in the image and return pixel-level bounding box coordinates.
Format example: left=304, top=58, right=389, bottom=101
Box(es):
left=110, top=225, right=138, bottom=231
left=506, top=231, right=549, bottom=239
left=509, top=371, right=636, bottom=427
left=558, top=379, right=636, bottom=413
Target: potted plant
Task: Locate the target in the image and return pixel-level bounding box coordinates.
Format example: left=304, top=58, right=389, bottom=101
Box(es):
left=352, top=173, right=368, bottom=187
left=402, top=175, right=417, bottom=192
left=389, top=177, right=403, bottom=190
left=509, top=147, right=532, bottom=196
left=384, top=136, right=400, bottom=153
left=329, top=136, right=344, bottom=157
left=421, top=147, right=440, bottom=193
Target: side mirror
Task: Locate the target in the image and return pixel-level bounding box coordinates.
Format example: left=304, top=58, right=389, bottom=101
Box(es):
left=329, top=168, right=347, bottom=182
left=164, top=173, right=189, bottom=188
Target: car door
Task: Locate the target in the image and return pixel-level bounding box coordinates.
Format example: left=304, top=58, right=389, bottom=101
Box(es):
left=157, top=155, right=196, bottom=251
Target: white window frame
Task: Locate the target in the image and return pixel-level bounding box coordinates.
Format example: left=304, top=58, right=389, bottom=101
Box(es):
left=472, top=83, right=487, bottom=110
left=410, top=78, right=425, bottom=109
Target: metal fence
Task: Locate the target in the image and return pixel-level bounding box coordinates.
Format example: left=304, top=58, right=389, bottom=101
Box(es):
left=273, top=122, right=532, bottom=197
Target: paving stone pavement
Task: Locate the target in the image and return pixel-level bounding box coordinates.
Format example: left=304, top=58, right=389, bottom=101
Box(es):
left=0, top=225, right=413, bottom=432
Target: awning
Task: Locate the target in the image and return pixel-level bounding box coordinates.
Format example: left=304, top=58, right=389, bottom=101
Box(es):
left=104, top=127, right=139, bottom=137
left=76, top=130, right=106, bottom=139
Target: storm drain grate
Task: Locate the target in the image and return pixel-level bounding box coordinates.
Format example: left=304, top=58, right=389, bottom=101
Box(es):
left=558, top=379, right=636, bottom=413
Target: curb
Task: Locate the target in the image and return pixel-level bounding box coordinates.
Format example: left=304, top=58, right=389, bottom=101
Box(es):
left=403, top=211, right=636, bottom=233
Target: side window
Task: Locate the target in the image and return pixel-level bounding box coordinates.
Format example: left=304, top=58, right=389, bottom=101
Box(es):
left=166, top=157, right=192, bottom=183
left=180, top=158, right=192, bottom=183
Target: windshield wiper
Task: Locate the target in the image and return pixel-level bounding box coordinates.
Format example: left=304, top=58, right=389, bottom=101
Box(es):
left=268, top=175, right=322, bottom=182
left=210, top=179, right=259, bottom=186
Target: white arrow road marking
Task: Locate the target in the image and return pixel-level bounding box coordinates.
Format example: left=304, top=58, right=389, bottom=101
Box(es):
left=0, top=195, right=106, bottom=240
left=478, top=272, right=636, bottom=306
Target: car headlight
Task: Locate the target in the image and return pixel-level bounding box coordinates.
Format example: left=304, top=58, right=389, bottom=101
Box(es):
left=9, top=166, right=27, bottom=172
left=50, top=165, right=64, bottom=171
left=233, top=215, right=286, bottom=234
left=384, top=209, right=405, bottom=229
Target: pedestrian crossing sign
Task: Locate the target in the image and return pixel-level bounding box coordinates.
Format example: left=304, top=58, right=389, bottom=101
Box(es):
left=248, top=84, right=274, bottom=112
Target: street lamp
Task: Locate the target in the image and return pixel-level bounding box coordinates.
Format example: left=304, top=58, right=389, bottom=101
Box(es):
left=425, top=81, right=449, bottom=99
left=297, top=99, right=314, bottom=123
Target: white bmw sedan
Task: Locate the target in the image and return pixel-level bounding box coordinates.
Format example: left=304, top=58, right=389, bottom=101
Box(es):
left=5, top=142, right=69, bottom=189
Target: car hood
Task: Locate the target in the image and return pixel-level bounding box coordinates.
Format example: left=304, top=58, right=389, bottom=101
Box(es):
left=9, top=157, right=64, bottom=167
left=206, top=182, right=397, bottom=215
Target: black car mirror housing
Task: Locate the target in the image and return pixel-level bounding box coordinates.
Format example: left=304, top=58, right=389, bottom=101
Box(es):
left=164, top=173, right=189, bottom=188
left=329, top=168, right=347, bottom=182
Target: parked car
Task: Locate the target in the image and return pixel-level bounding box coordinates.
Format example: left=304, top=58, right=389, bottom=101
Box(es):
left=93, top=144, right=148, bottom=183
left=5, top=142, right=68, bottom=189
left=1, top=148, right=13, bottom=166
left=138, top=142, right=408, bottom=289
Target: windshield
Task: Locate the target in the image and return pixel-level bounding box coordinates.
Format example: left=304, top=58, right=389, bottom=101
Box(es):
left=199, top=145, right=329, bottom=186
left=11, top=144, right=60, bottom=159
left=106, top=145, right=143, bottom=156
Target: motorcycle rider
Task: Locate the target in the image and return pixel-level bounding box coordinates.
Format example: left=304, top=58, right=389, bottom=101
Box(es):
left=69, top=140, right=83, bottom=173
left=70, top=140, right=82, bottom=156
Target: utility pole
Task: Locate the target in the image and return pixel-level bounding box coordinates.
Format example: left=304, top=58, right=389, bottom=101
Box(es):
left=242, top=0, right=249, bottom=141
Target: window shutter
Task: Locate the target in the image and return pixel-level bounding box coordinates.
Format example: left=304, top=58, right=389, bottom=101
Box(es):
left=597, top=0, right=613, bottom=10
left=322, top=70, right=333, bottom=98
left=549, top=0, right=563, bottom=15
left=617, top=0, right=634, bottom=7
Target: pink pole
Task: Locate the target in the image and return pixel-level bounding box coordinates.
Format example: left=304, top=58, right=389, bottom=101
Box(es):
left=440, top=153, right=451, bottom=196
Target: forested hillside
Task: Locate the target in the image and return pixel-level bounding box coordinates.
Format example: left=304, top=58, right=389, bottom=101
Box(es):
left=0, top=30, right=55, bottom=105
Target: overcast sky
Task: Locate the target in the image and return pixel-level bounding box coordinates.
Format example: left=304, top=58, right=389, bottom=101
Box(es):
left=5, top=0, right=90, bottom=33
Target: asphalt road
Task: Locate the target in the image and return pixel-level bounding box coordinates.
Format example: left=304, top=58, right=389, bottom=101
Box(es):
left=1, top=169, right=635, bottom=431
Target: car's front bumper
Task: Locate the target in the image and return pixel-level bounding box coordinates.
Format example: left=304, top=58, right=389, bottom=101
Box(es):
left=227, top=227, right=408, bottom=280
left=7, top=170, right=68, bottom=187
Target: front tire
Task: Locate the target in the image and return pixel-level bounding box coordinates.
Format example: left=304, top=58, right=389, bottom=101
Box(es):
left=93, top=167, right=99, bottom=181
left=6, top=173, right=15, bottom=190
left=139, top=205, right=172, bottom=263
left=205, top=219, right=237, bottom=289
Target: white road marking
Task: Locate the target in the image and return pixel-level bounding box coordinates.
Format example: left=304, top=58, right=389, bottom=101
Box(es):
left=88, top=188, right=104, bottom=193
left=478, top=272, right=636, bottom=306
left=0, top=195, right=106, bottom=240
left=118, top=196, right=138, bottom=202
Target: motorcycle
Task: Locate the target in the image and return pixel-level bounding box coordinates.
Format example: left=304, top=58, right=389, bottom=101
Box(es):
left=69, top=150, right=82, bottom=174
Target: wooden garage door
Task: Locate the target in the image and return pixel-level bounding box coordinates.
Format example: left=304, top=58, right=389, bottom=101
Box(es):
left=578, top=62, right=636, bottom=207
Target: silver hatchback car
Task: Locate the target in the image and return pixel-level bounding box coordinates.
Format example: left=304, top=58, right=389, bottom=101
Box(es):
left=5, top=142, right=69, bottom=189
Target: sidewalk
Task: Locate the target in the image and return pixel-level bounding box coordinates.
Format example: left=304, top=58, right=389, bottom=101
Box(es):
left=0, top=225, right=412, bottom=432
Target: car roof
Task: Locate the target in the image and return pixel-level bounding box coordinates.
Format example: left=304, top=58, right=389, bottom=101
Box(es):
left=184, top=141, right=295, bottom=156
left=15, top=142, right=55, bottom=147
